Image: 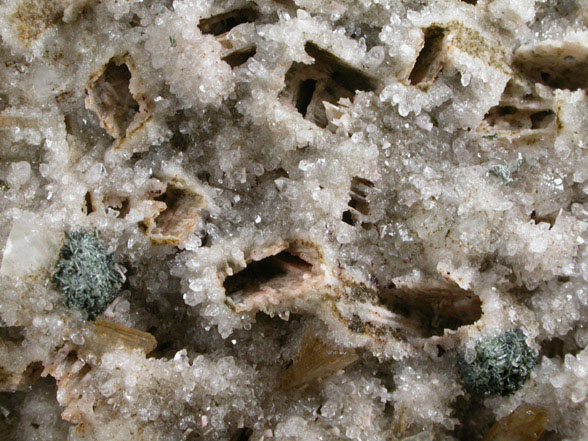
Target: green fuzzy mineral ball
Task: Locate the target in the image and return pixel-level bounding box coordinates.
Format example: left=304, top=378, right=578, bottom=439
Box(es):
left=52, top=231, right=123, bottom=320
left=458, top=329, right=537, bottom=396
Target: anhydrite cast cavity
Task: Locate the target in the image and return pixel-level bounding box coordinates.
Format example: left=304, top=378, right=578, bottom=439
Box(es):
left=1, top=0, right=588, bottom=440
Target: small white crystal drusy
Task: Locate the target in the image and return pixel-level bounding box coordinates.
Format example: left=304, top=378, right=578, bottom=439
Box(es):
left=1, top=0, right=588, bottom=440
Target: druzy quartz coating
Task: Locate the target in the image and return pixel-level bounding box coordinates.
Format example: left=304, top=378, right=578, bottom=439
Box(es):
left=1, top=0, right=588, bottom=440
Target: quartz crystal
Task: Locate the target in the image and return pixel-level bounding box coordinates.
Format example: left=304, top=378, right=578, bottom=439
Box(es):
left=1, top=0, right=588, bottom=440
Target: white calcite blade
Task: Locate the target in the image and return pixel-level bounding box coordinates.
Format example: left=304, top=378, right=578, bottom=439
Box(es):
left=1, top=217, right=62, bottom=278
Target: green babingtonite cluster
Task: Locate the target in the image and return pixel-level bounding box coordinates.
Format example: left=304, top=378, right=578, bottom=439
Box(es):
left=52, top=231, right=124, bottom=320
left=458, top=328, right=537, bottom=396
left=489, top=153, right=523, bottom=185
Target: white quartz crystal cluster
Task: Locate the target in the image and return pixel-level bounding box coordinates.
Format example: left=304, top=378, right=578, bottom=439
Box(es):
left=1, top=0, right=588, bottom=440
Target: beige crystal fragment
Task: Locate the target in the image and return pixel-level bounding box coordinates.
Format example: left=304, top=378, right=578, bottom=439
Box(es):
left=515, top=37, right=588, bottom=91
left=246, top=240, right=289, bottom=262
left=280, top=42, right=380, bottom=128
left=148, top=188, right=203, bottom=244
left=477, top=76, right=556, bottom=140
left=86, top=177, right=165, bottom=220
left=223, top=239, right=325, bottom=310
left=408, top=26, right=446, bottom=88
left=221, top=44, right=257, bottom=69
left=226, top=244, right=318, bottom=310
left=199, top=4, right=258, bottom=69
left=386, top=19, right=510, bottom=128
left=42, top=321, right=156, bottom=425
left=342, top=176, right=378, bottom=226
left=84, top=318, right=157, bottom=356
left=45, top=320, right=156, bottom=375
left=280, top=329, right=358, bottom=390
left=335, top=284, right=420, bottom=333
left=406, top=22, right=509, bottom=86
left=323, top=100, right=351, bottom=134
left=142, top=178, right=206, bottom=246
left=224, top=240, right=421, bottom=354
left=86, top=170, right=206, bottom=246
left=479, top=104, right=556, bottom=139
left=198, top=4, right=258, bottom=36
left=378, top=276, right=482, bottom=337
left=41, top=344, right=92, bottom=425
left=483, top=404, right=550, bottom=441
left=108, top=115, right=156, bottom=155
left=85, top=192, right=129, bottom=218
left=85, top=55, right=151, bottom=142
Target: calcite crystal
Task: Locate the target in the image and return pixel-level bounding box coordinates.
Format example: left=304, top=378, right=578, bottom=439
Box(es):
left=1, top=0, right=588, bottom=440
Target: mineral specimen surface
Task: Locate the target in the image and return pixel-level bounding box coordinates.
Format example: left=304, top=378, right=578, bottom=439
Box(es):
left=1, top=0, right=588, bottom=440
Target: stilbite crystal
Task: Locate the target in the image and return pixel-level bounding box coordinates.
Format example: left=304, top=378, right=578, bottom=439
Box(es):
left=483, top=404, right=550, bottom=441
